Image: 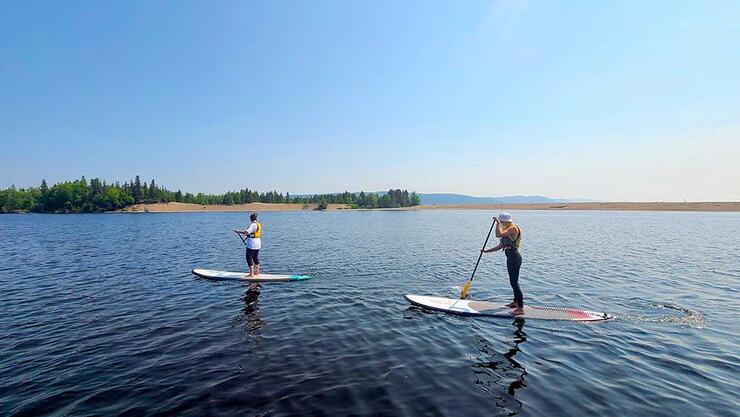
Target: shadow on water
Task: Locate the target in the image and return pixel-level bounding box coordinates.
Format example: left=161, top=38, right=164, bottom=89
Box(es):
left=471, top=320, right=528, bottom=415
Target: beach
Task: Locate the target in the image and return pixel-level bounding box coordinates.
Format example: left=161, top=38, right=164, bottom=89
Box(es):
left=409, top=201, right=740, bottom=212
left=118, top=201, right=353, bottom=212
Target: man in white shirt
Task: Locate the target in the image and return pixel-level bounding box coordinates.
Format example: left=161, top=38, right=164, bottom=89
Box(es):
left=235, top=213, right=262, bottom=277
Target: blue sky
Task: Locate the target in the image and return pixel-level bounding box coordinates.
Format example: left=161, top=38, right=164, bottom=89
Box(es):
left=1, top=1, right=738, bottom=200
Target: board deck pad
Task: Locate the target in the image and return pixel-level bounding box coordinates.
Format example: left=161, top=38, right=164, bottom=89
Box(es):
left=405, top=294, right=612, bottom=321
left=192, top=268, right=310, bottom=282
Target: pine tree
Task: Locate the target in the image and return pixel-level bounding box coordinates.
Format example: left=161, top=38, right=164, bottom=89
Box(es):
left=318, top=197, right=328, bottom=210
left=133, top=176, right=142, bottom=202
left=149, top=179, right=157, bottom=201
left=410, top=192, right=421, bottom=206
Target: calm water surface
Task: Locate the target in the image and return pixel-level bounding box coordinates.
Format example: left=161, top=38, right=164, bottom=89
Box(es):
left=1, top=211, right=738, bottom=416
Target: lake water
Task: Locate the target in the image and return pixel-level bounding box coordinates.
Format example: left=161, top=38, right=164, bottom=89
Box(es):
left=1, top=210, right=738, bottom=416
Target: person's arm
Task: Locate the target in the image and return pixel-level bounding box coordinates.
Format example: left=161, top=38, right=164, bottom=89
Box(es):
left=498, top=225, right=516, bottom=238
left=482, top=242, right=504, bottom=253
left=235, top=225, right=255, bottom=236
left=494, top=218, right=503, bottom=237
left=244, top=223, right=257, bottom=236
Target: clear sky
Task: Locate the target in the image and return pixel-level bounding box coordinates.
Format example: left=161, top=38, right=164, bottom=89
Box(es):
left=1, top=1, right=738, bottom=201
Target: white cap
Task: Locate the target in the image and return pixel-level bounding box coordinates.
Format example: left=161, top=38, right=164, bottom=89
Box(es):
left=498, top=212, right=513, bottom=223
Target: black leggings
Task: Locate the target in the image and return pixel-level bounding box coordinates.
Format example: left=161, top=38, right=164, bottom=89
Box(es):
left=505, top=249, right=523, bottom=306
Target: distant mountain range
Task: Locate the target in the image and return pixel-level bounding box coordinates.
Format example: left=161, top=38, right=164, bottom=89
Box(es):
left=417, top=193, right=587, bottom=205
left=294, top=191, right=589, bottom=205
left=419, top=194, right=583, bottom=205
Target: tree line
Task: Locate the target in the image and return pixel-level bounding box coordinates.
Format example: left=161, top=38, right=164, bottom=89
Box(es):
left=0, top=176, right=421, bottom=213
left=305, top=189, right=420, bottom=209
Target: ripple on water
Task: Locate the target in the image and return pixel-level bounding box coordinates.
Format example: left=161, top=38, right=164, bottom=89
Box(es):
left=1, top=211, right=739, bottom=416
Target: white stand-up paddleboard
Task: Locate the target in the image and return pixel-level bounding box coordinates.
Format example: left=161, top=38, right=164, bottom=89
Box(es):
left=405, top=295, right=612, bottom=321
left=192, top=269, right=310, bottom=282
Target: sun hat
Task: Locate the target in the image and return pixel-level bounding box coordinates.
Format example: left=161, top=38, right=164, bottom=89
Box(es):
left=497, top=212, right=513, bottom=223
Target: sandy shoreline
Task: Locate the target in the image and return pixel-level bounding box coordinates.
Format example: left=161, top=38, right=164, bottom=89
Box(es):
left=117, top=201, right=740, bottom=213
left=117, top=202, right=352, bottom=212
left=406, top=201, right=740, bottom=212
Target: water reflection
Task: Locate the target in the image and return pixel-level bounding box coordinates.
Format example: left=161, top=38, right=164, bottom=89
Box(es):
left=243, top=283, right=262, bottom=312
left=230, top=284, right=268, bottom=374
left=232, top=284, right=266, bottom=340
left=471, top=321, right=528, bottom=414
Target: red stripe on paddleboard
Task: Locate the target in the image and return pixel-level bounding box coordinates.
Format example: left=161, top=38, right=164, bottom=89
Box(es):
left=569, top=310, right=593, bottom=319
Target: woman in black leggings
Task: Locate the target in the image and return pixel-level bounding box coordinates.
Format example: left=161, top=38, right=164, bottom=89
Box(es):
left=481, top=212, right=523, bottom=314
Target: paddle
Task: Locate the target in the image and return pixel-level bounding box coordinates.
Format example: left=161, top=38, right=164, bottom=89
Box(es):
left=460, top=218, right=496, bottom=300
left=234, top=230, right=247, bottom=246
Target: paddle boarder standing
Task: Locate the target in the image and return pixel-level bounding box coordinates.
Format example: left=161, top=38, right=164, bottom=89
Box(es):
left=481, top=212, right=523, bottom=315
left=235, top=212, right=262, bottom=277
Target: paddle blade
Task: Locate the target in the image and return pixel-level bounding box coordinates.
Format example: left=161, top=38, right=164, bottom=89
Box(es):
left=460, top=280, right=472, bottom=299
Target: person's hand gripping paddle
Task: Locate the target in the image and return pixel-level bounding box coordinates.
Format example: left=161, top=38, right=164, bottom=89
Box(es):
left=460, top=218, right=496, bottom=299
left=235, top=230, right=247, bottom=246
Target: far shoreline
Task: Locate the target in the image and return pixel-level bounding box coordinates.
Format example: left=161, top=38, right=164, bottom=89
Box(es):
left=111, top=201, right=740, bottom=213
left=115, top=202, right=352, bottom=213
left=405, top=201, right=740, bottom=212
